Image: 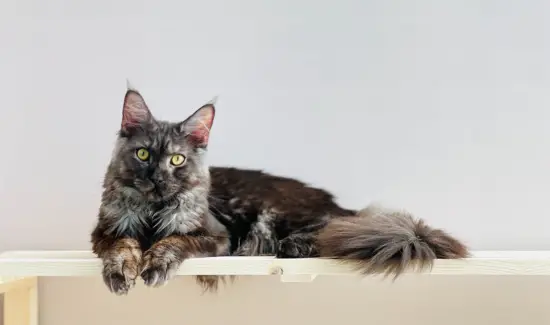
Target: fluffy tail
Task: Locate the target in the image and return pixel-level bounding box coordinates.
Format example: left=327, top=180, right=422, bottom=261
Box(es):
left=317, top=204, right=469, bottom=278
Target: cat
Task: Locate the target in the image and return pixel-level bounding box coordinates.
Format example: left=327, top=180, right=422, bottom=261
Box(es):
left=91, top=87, right=469, bottom=295
left=91, top=89, right=230, bottom=295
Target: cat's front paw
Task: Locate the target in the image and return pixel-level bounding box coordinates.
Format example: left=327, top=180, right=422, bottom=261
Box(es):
left=140, top=247, right=182, bottom=287
left=101, top=240, right=142, bottom=295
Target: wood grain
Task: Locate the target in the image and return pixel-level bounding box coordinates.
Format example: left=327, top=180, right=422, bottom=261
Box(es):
left=0, top=251, right=549, bottom=278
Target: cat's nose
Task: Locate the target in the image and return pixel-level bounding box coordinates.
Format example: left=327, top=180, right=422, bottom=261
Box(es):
left=150, top=172, right=164, bottom=184
left=151, top=178, right=166, bottom=188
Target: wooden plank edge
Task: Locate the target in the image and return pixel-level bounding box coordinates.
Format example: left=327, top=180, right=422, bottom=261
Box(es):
left=1, top=254, right=550, bottom=277
left=3, top=250, right=550, bottom=259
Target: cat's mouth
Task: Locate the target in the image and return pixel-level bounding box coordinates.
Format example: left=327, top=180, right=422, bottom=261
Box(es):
left=133, top=179, right=178, bottom=203
left=133, top=179, right=162, bottom=201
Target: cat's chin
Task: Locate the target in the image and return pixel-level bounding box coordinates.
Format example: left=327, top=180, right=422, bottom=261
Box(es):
left=144, top=191, right=181, bottom=204
left=121, top=185, right=163, bottom=203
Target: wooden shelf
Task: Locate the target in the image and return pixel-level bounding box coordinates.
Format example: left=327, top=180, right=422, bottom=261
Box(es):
left=1, top=250, right=549, bottom=325
left=0, top=250, right=550, bottom=278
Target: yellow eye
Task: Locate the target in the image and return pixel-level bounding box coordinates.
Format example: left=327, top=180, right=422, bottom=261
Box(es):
left=136, top=148, right=150, bottom=161
left=170, top=154, right=186, bottom=166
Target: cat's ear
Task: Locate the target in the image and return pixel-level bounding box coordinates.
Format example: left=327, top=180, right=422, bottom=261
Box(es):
left=121, top=89, right=153, bottom=132
left=180, top=102, right=216, bottom=148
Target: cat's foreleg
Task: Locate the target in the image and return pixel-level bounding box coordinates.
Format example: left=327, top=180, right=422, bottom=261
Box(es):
left=140, top=233, right=230, bottom=290
left=91, top=226, right=142, bottom=296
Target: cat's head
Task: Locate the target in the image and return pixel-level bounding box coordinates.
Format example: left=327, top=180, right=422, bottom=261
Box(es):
left=106, top=88, right=215, bottom=203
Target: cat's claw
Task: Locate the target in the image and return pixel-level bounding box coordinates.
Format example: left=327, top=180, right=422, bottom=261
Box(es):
left=102, top=253, right=141, bottom=295
left=140, top=249, right=181, bottom=287
left=103, top=271, right=135, bottom=295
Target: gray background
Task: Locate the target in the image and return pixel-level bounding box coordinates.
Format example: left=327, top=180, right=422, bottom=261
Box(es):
left=1, top=0, right=549, bottom=252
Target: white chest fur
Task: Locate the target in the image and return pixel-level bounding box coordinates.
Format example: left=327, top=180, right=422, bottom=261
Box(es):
left=103, top=187, right=208, bottom=238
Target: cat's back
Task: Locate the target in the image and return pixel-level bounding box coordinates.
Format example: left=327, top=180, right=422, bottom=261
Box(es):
left=208, top=166, right=353, bottom=216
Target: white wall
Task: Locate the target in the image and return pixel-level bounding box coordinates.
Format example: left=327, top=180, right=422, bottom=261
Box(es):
left=2, top=0, right=549, bottom=252
left=1, top=0, right=550, bottom=324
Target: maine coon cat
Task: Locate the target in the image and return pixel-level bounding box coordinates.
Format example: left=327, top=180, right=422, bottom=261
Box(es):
left=91, top=89, right=230, bottom=295
left=91, top=87, right=469, bottom=295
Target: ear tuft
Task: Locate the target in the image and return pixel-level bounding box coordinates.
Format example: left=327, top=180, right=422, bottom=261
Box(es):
left=121, top=89, right=152, bottom=132
left=126, top=78, right=135, bottom=91
left=207, top=95, right=219, bottom=106
left=181, top=103, right=216, bottom=148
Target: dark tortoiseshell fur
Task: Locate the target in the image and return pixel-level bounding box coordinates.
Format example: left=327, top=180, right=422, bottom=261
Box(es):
left=92, top=88, right=469, bottom=295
